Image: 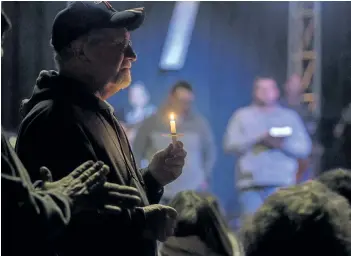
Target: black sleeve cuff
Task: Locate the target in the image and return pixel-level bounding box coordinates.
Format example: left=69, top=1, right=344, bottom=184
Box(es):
left=142, top=168, right=163, bottom=194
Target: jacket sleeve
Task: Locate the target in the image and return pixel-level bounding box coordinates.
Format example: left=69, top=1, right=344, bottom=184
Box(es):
left=132, top=117, right=164, bottom=203
left=140, top=167, right=164, bottom=204
left=1, top=136, right=72, bottom=241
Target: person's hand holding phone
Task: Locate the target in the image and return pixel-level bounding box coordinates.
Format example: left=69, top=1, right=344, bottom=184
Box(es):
left=261, top=127, right=292, bottom=149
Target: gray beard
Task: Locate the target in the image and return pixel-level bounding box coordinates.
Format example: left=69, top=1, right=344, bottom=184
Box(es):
left=110, top=72, right=121, bottom=84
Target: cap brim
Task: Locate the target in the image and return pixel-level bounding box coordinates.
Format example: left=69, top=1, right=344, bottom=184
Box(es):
left=110, top=8, right=145, bottom=31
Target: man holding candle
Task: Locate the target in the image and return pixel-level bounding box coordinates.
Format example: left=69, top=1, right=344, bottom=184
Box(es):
left=15, top=2, right=187, bottom=256
left=133, top=81, right=216, bottom=204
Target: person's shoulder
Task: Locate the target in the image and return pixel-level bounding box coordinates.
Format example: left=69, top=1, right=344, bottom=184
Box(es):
left=234, top=105, right=254, bottom=118
left=192, top=112, right=210, bottom=126
left=278, top=106, right=301, bottom=120
left=145, top=104, right=157, bottom=114
left=142, top=112, right=158, bottom=125
left=21, top=99, right=77, bottom=131
left=21, top=99, right=55, bottom=125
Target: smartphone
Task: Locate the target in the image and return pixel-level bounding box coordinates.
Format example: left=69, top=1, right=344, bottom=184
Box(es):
left=269, top=126, right=293, bottom=137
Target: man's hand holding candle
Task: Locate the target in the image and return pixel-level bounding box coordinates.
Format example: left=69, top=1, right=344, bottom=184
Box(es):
left=148, top=141, right=187, bottom=186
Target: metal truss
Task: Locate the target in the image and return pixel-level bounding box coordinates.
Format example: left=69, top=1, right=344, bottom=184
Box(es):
left=287, top=1, right=321, bottom=119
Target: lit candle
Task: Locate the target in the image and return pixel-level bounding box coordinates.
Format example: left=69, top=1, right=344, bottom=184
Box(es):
left=169, top=113, right=177, bottom=144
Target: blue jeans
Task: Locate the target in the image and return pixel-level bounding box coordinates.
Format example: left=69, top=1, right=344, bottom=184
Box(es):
left=239, top=186, right=279, bottom=222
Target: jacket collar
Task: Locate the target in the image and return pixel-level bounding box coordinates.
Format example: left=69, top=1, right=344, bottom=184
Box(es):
left=53, top=74, right=112, bottom=112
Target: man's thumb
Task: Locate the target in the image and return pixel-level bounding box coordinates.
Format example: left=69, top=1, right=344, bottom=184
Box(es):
left=40, top=166, right=53, bottom=182
left=164, top=143, right=174, bottom=155
left=162, top=206, right=178, bottom=219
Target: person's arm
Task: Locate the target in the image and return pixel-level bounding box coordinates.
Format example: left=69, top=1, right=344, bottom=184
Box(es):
left=281, top=111, right=312, bottom=159
left=223, top=110, right=267, bottom=154
left=139, top=167, right=164, bottom=204
left=199, top=117, right=216, bottom=180
left=1, top=143, right=72, bottom=241
left=132, top=116, right=164, bottom=203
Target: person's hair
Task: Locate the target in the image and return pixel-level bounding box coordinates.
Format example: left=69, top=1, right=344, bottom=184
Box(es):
left=170, top=80, right=193, bottom=95
left=169, top=191, right=233, bottom=256
left=241, top=181, right=351, bottom=256
left=317, top=168, right=351, bottom=205
left=197, top=192, right=228, bottom=228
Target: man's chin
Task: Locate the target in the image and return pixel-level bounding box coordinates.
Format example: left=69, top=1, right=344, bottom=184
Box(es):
left=112, top=70, right=132, bottom=90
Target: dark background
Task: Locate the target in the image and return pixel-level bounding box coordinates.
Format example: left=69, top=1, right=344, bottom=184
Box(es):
left=2, top=1, right=351, bottom=215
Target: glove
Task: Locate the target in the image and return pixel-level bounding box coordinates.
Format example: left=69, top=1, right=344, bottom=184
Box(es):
left=141, top=204, right=178, bottom=242
left=40, top=161, right=141, bottom=214
left=94, top=182, right=142, bottom=215
left=40, top=161, right=108, bottom=196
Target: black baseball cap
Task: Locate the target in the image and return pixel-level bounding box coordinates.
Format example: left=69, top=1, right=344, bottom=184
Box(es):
left=51, top=1, right=145, bottom=52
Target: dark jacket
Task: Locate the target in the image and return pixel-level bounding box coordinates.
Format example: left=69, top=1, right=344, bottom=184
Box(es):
left=1, top=131, right=72, bottom=256
left=16, top=70, right=164, bottom=256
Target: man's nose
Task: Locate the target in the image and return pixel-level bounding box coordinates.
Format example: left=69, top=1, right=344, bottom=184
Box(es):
left=125, top=44, right=137, bottom=62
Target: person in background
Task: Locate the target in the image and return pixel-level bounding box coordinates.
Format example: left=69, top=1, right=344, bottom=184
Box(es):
left=281, top=74, right=316, bottom=135
left=281, top=74, right=320, bottom=181
left=114, top=81, right=157, bottom=144
left=15, top=2, right=186, bottom=256
left=241, top=181, right=351, bottom=256
left=1, top=9, right=141, bottom=256
left=159, top=191, right=234, bottom=256
left=224, top=76, right=311, bottom=222
left=317, top=168, right=351, bottom=205
left=126, top=82, right=157, bottom=124
left=133, top=81, right=216, bottom=203
left=333, top=103, right=351, bottom=169
left=198, top=192, right=243, bottom=256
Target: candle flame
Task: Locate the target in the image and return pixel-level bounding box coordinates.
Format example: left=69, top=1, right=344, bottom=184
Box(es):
left=170, top=113, right=175, bottom=121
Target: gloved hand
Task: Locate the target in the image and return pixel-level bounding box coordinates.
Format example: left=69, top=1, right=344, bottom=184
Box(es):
left=40, top=161, right=108, bottom=196
left=142, top=204, right=178, bottom=242
left=95, top=182, right=141, bottom=215
left=40, top=161, right=141, bottom=214
left=148, top=141, right=187, bottom=186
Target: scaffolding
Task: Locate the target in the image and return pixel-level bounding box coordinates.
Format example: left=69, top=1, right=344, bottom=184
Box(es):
left=287, top=2, right=322, bottom=176
left=287, top=1, right=321, bottom=119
